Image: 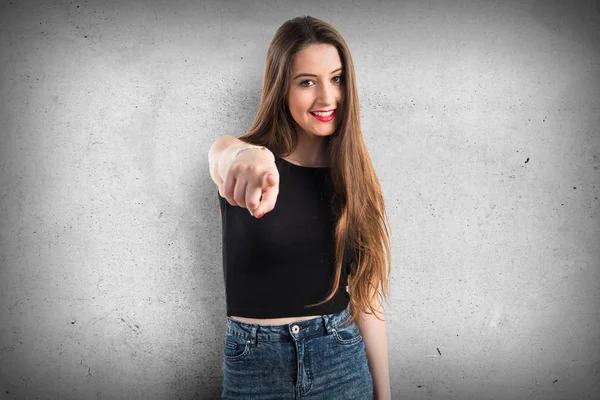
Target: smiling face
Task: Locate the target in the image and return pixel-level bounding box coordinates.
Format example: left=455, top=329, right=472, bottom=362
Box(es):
left=287, top=43, right=344, bottom=138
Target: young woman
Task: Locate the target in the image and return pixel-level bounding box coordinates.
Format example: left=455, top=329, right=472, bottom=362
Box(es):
left=208, top=15, right=392, bottom=400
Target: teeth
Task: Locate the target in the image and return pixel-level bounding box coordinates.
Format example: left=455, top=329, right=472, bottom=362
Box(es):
left=311, top=110, right=334, bottom=117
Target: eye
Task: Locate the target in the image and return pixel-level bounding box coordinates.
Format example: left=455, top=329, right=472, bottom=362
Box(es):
left=300, top=76, right=344, bottom=88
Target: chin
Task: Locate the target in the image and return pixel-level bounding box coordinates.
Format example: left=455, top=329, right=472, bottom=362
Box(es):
left=310, top=130, right=336, bottom=137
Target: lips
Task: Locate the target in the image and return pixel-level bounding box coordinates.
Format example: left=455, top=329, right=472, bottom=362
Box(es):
left=310, top=109, right=336, bottom=122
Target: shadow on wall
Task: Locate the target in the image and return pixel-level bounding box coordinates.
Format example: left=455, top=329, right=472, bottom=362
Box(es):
left=529, top=0, right=600, bottom=54
left=530, top=0, right=600, bottom=191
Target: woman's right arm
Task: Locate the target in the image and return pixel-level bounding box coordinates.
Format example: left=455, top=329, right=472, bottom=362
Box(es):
left=209, top=135, right=280, bottom=217
left=208, top=136, right=252, bottom=194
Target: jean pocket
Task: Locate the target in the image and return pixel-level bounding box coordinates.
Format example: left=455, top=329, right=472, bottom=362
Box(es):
left=331, top=319, right=363, bottom=345
left=223, top=334, right=251, bottom=360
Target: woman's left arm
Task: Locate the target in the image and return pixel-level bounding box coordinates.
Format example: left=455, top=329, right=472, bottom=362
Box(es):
left=357, top=296, right=392, bottom=400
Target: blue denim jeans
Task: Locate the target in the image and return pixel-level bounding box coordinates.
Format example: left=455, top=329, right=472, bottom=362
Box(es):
left=221, top=304, right=374, bottom=399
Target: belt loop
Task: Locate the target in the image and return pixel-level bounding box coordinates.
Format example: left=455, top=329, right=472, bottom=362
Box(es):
left=322, top=314, right=332, bottom=335
left=250, top=326, right=257, bottom=345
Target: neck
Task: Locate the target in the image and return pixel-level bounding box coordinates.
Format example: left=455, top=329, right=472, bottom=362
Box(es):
left=288, top=130, right=329, bottom=167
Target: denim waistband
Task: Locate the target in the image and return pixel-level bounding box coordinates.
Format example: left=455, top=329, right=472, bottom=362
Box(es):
left=225, top=304, right=353, bottom=344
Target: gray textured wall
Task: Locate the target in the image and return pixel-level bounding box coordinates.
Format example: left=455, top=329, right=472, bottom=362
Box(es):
left=1, top=0, right=599, bottom=399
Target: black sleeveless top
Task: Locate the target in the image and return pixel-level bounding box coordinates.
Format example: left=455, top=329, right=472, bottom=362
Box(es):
left=217, top=155, right=352, bottom=318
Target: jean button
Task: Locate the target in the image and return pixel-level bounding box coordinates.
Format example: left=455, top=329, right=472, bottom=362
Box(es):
left=291, top=325, right=300, bottom=334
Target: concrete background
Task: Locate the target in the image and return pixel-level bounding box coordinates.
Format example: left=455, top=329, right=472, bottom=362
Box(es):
left=1, top=0, right=599, bottom=399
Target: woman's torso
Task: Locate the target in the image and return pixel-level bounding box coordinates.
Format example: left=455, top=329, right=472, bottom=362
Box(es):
left=226, top=156, right=332, bottom=326
left=229, top=315, right=322, bottom=325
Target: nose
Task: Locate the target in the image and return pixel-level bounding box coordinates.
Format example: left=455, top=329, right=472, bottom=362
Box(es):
left=316, top=80, right=337, bottom=106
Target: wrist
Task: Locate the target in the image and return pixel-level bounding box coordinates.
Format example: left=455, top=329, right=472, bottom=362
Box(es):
left=233, top=145, right=276, bottom=163
left=218, top=144, right=275, bottom=182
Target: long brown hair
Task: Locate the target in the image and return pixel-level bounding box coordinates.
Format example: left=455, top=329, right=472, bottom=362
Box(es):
left=237, top=15, right=392, bottom=326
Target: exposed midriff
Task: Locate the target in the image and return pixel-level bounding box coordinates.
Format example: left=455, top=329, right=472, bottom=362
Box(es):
left=229, top=315, right=322, bottom=325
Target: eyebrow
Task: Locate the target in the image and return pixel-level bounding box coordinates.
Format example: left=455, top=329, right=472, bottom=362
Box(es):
left=293, top=67, right=343, bottom=80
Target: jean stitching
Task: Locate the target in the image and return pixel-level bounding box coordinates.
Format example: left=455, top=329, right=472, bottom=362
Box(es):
left=224, top=340, right=250, bottom=360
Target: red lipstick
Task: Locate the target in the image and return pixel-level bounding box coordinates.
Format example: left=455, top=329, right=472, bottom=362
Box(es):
left=310, top=109, right=336, bottom=122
